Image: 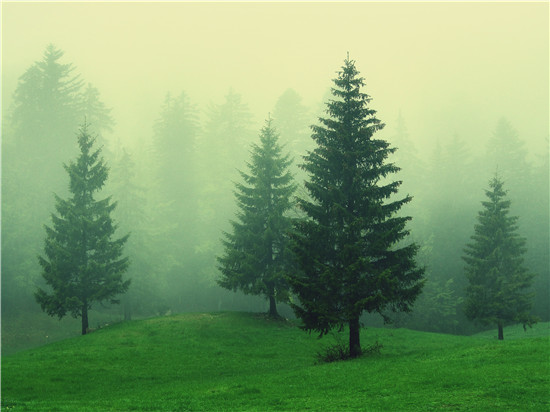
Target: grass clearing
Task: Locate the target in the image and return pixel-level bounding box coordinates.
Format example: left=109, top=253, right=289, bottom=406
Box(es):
left=2, top=312, right=549, bottom=411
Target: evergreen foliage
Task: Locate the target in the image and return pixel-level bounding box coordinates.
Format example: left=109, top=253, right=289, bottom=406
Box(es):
left=35, top=123, right=130, bottom=335
left=153, top=92, right=199, bottom=205
left=196, top=90, right=255, bottom=291
left=217, top=118, right=296, bottom=317
left=487, top=118, right=530, bottom=186
left=8, top=45, right=113, bottom=166
left=2, top=45, right=114, bottom=315
left=463, top=175, right=537, bottom=340
left=109, top=148, right=159, bottom=319
left=202, top=89, right=254, bottom=179
left=79, top=83, right=116, bottom=151
left=409, top=277, right=464, bottom=334
left=147, top=92, right=210, bottom=312
left=272, top=88, right=312, bottom=159
left=289, top=57, right=424, bottom=357
left=152, top=92, right=200, bottom=265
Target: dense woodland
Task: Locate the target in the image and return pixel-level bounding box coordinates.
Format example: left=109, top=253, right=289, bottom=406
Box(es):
left=2, top=45, right=548, bottom=345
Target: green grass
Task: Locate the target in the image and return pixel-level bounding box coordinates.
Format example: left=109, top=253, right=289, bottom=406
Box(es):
left=2, top=312, right=549, bottom=411
left=473, top=321, right=550, bottom=340
left=1, top=309, right=126, bottom=356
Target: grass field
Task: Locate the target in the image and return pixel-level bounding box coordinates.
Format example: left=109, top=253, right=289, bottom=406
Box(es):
left=1, top=309, right=126, bottom=357
left=2, top=312, right=549, bottom=411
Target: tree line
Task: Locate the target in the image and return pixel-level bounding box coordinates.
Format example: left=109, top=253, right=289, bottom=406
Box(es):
left=2, top=45, right=547, bottom=356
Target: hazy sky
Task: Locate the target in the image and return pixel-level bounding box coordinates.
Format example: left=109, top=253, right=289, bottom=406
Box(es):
left=2, top=1, right=548, bottom=157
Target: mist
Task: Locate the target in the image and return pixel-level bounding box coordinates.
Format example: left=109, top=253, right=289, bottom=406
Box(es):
left=3, top=2, right=548, bottom=153
left=2, top=2, right=548, bottom=352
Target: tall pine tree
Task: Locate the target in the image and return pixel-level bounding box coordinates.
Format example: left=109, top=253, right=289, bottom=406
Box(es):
left=2, top=45, right=114, bottom=315
left=151, top=92, right=200, bottom=272
left=463, top=175, right=536, bottom=340
left=196, top=90, right=255, bottom=295
left=109, top=148, right=158, bottom=320
left=35, top=123, right=130, bottom=335
left=289, top=57, right=424, bottom=358
left=217, top=118, right=296, bottom=317
left=272, top=88, right=312, bottom=160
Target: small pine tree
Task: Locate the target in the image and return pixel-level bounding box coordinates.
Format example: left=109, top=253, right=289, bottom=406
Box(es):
left=463, top=175, right=537, bottom=340
left=217, top=118, right=296, bottom=317
left=35, top=123, right=130, bottom=335
left=289, top=57, right=424, bottom=358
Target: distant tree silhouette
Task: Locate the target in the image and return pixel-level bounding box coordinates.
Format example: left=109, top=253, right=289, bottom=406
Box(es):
left=218, top=118, right=296, bottom=317
left=463, top=175, right=537, bottom=340
left=2, top=45, right=113, bottom=315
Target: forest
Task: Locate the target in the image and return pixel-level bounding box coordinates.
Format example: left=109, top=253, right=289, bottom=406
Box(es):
left=2, top=2, right=548, bottom=354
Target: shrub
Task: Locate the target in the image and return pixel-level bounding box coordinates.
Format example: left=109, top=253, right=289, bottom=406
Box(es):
left=316, top=333, right=383, bottom=363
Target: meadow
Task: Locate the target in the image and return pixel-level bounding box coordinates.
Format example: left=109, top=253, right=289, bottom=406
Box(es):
left=2, top=312, right=549, bottom=411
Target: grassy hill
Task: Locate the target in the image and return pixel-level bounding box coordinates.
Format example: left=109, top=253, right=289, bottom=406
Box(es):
left=473, top=321, right=550, bottom=340
left=2, top=312, right=549, bottom=411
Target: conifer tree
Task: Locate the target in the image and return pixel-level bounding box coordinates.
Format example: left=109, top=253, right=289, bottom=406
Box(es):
left=289, top=57, right=424, bottom=358
left=2, top=45, right=114, bottom=314
left=109, top=148, right=157, bottom=320
left=35, top=123, right=130, bottom=335
left=152, top=92, right=200, bottom=271
left=11, top=44, right=84, bottom=166
left=463, top=175, right=536, bottom=340
left=272, top=88, right=312, bottom=158
left=217, top=118, right=296, bottom=317
left=196, top=90, right=254, bottom=292
left=153, top=92, right=199, bottom=205
left=79, top=83, right=116, bottom=153
left=486, top=118, right=531, bottom=188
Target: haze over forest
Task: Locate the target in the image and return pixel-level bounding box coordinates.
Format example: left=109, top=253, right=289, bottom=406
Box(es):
left=2, top=2, right=548, bottom=350
left=3, top=2, right=548, bottom=155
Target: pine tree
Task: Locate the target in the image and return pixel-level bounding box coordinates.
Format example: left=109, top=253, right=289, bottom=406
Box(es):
left=79, top=83, right=116, bottom=153
left=289, top=57, right=424, bottom=358
left=2, top=45, right=113, bottom=314
left=153, top=92, right=199, bottom=205
left=35, top=123, right=130, bottom=335
left=463, top=175, right=537, bottom=340
left=272, top=88, right=312, bottom=159
left=148, top=92, right=205, bottom=312
left=11, top=44, right=83, bottom=166
left=424, top=134, right=479, bottom=330
left=109, top=148, right=158, bottom=320
left=529, top=137, right=550, bottom=320
left=486, top=118, right=531, bottom=188
left=201, top=89, right=254, bottom=183
left=152, top=92, right=200, bottom=258
left=217, top=118, right=296, bottom=317
left=195, top=90, right=255, bottom=294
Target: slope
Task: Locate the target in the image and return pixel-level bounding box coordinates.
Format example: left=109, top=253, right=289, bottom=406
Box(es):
left=2, top=312, right=548, bottom=411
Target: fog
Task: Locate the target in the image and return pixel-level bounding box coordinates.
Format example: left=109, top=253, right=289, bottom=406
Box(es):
left=2, top=2, right=548, bottom=352
left=3, top=2, right=548, bottom=154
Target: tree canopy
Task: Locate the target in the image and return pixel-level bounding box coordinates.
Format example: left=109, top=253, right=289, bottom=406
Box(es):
left=463, top=175, right=537, bottom=340
left=35, top=123, right=130, bottom=335
left=217, top=118, right=296, bottom=317
left=289, top=57, right=424, bottom=358
left=2, top=45, right=114, bottom=315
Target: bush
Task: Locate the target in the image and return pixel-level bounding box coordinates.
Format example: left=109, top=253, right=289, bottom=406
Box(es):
left=316, top=333, right=383, bottom=363
left=316, top=339, right=350, bottom=363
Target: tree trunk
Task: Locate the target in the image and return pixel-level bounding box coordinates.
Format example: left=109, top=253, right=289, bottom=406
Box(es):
left=82, top=303, right=89, bottom=335
left=124, top=299, right=132, bottom=321
left=268, top=294, right=278, bottom=318
left=497, top=321, right=504, bottom=340
left=349, top=317, right=362, bottom=358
